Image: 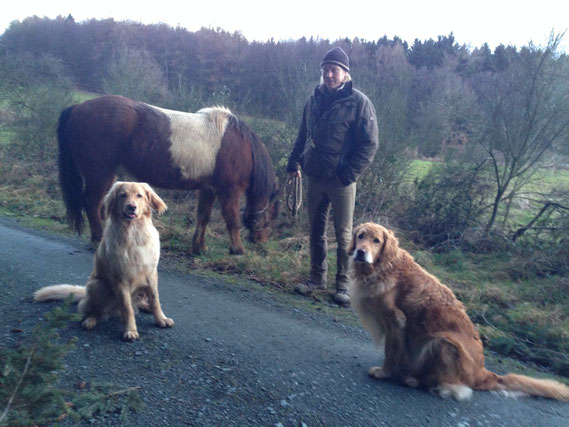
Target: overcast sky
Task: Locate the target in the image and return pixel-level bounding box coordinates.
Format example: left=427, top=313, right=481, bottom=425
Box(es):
left=2, top=0, right=568, bottom=52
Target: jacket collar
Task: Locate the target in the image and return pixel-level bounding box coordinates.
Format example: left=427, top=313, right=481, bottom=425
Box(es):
left=315, top=81, right=353, bottom=99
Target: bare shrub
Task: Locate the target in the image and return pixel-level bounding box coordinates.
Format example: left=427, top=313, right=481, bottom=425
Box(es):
left=399, top=157, right=492, bottom=249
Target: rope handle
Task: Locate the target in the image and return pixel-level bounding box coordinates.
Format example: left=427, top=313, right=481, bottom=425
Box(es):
left=285, top=173, right=302, bottom=217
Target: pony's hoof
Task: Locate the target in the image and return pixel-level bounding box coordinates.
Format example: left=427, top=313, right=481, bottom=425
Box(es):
left=123, top=330, right=139, bottom=341
left=229, top=246, right=245, bottom=255
left=192, top=244, right=208, bottom=255
left=156, top=317, right=174, bottom=328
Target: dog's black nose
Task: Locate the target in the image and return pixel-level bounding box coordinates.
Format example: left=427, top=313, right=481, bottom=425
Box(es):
left=357, top=249, right=366, bottom=258
left=127, top=204, right=136, bottom=212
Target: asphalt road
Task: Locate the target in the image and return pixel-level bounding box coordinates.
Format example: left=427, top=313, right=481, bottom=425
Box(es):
left=1, top=217, right=568, bottom=426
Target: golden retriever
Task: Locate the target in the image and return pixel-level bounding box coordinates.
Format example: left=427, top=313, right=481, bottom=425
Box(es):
left=34, top=181, right=174, bottom=341
left=349, top=222, right=569, bottom=401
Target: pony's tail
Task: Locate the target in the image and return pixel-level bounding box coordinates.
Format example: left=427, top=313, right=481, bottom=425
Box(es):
left=58, top=106, right=84, bottom=235
left=34, top=284, right=86, bottom=303
left=494, top=373, right=569, bottom=402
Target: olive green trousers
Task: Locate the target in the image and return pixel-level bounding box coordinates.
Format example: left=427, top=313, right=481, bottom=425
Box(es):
left=306, top=175, right=356, bottom=292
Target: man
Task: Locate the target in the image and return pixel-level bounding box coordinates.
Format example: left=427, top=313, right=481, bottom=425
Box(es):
left=287, top=46, right=379, bottom=305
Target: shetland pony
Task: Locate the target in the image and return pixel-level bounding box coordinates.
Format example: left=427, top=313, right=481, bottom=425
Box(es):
left=58, top=95, right=279, bottom=255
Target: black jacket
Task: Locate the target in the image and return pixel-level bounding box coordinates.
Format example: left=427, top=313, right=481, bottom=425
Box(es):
left=287, top=81, right=379, bottom=185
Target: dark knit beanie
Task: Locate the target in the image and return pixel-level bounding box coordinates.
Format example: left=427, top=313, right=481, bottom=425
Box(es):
left=320, top=47, right=350, bottom=71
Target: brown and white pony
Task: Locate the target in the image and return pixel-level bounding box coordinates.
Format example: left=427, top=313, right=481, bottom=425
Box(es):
left=58, top=95, right=279, bottom=255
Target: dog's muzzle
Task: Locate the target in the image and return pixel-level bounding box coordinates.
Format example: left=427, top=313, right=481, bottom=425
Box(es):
left=124, top=204, right=137, bottom=220
left=353, top=248, right=373, bottom=264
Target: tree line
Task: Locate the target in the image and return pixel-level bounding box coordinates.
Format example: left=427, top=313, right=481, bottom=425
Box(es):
left=1, top=15, right=568, bottom=275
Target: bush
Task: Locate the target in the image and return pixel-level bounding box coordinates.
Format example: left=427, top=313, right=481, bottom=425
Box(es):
left=1, top=54, right=74, bottom=162
left=399, top=157, right=492, bottom=249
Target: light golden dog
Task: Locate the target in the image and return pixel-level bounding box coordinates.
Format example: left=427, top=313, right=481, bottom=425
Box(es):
left=35, top=181, right=174, bottom=341
left=349, top=222, right=569, bottom=401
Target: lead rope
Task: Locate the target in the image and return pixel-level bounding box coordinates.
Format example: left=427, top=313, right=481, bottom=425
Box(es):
left=285, top=174, right=303, bottom=217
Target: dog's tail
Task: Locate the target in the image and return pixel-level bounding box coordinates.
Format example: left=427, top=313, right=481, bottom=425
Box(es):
left=492, top=373, right=569, bottom=402
left=422, top=334, right=569, bottom=402
left=34, top=284, right=86, bottom=303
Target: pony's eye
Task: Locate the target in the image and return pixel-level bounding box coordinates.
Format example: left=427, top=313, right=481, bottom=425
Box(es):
left=358, top=233, right=364, bottom=239
left=374, top=238, right=380, bottom=244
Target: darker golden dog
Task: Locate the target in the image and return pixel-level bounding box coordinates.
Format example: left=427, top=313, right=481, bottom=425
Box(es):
left=35, top=182, right=173, bottom=341
left=350, top=222, right=569, bottom=401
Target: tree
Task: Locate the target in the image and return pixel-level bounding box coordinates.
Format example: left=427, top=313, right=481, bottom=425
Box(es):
left=471, top=34, right=569, bottom=233
left=102, top=45, right=169, bottom=104
left=408, top=33, right=458, bottom=69
left=354, top=41, right=414, bottom=219
left=410, top=54, right=475, bottom=158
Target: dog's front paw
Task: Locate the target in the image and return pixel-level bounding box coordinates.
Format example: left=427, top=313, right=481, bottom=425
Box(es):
left=404, top=376, right=419, bottom=388
left=123, top=330, right=139, bottom=341
left=395, top=310, right=406, bottom=329
left=368, top=366, right=389, bottom=380
left=82, top=317, right=97, bottom=330
left=137, top=300, right=151, bottom=313
left=156, top=317, right=174, bottom=328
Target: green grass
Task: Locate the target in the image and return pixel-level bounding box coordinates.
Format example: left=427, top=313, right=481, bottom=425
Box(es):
left=528, top=166, right=569, bottom=190
left=72, top=90, right=99, bottom=103
left=406, top=159, right=434, bottom=182
left=0, top=126, right=15, bottom=144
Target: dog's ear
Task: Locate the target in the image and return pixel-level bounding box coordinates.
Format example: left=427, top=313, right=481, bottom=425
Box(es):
left=142, top=183, right=167, bottom=215
left=102, top=182, right=121, bottom=219
left=380, top=228, right=399, bottom=263
left=349, top=224, right=362, bottom=256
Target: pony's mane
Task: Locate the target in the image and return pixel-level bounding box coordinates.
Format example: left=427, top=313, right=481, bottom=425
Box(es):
left=198, top=106, right=233, bottom=135
left=226, top=116, right=277, bottom=208
left=197, top=105, right=232, bottom=115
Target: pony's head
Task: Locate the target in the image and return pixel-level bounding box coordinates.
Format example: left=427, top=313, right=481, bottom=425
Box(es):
left=244, top=183, right=280, bottom=243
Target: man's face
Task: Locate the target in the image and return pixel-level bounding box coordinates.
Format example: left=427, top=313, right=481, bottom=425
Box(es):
left=321, top=64, right=348, bottom=90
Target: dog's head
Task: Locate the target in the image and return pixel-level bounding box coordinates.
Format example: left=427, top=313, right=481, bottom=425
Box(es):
left=349, top=222, right=399, bottom=267
left=103, top=181, right=168, bottom=222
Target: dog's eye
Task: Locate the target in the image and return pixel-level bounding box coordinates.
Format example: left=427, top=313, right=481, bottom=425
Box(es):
left=119, top=193, right=127, bottom=198
left=358, top=233, right=364, bottom=239
left=136, top=193, right=143, bottom=198
left=374, top=238, right=380, bottom=244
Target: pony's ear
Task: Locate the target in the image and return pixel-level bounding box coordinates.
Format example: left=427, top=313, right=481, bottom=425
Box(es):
left=102, top=182, right=120, bottom=219
left=142, top=183, right=167, bottom=215
left=379, top=227, right=399, bottom=263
